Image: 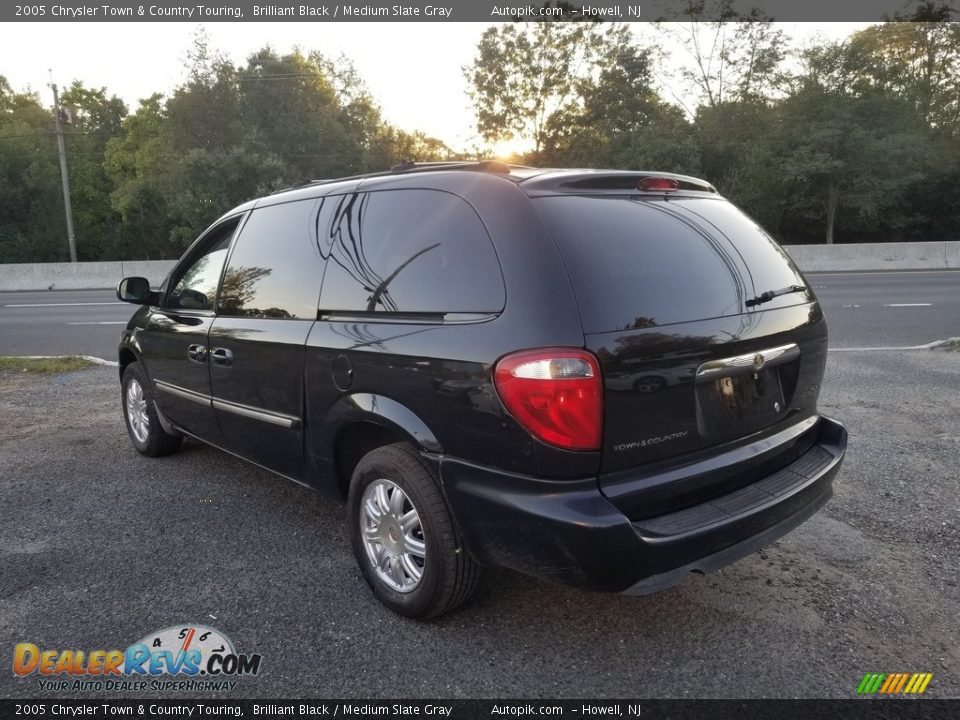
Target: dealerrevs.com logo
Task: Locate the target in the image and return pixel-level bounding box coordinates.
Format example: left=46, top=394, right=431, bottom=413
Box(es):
left=13, top=625, right=262, bottom=692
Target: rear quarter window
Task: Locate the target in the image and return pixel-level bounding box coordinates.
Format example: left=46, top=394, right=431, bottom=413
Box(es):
left=317, top=189, right=505, bottom=316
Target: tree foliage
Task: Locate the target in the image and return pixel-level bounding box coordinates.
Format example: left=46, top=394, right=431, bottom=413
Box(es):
left=0, top=77, right=68, bottom=261
left=2, top=18, right=960, bottom=264
left=0, top=37, right=449, bottom=262
left=654, top=0, right=788, bottom=112
left=464, top=21, right=614, bottom=159
left=464, top=13, right=960, bottom=245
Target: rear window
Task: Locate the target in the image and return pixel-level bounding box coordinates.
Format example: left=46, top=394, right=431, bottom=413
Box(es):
left=668, top=198, right=804, bottom=297
left=536, top=196, right=804, bottom=334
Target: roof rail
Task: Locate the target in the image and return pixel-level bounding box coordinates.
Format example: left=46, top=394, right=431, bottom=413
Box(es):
left=271, top=160, right=538, bottom=195
left=388, top=159, right=532, bottom=175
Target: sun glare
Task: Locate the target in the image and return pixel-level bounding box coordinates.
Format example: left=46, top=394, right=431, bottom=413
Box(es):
left=488, top=138, right=531, bottom=160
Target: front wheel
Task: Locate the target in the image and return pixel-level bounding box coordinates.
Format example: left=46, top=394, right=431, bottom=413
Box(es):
left=121, top=361, right=183, bottom=457
left=348, top=443, right=480, bottom=619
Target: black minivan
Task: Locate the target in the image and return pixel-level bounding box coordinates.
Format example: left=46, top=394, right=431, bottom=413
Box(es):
left=117, top=162, right=847, bottom=619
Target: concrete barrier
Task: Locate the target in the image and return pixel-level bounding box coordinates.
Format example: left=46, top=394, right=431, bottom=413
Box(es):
left=946, top=242, right=960, bottom=271
left=0, top=242, right=958, bottom=291
left=0, top=260, right=176, bottom=291
left=783, top=241, right=959, bottom=273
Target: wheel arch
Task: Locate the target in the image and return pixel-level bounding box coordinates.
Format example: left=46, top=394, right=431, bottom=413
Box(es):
left=117, top=326, right=145, bottom=381
left=118, top=346, right=138, bottom=380
left=317, top=393, right=442, bottom=499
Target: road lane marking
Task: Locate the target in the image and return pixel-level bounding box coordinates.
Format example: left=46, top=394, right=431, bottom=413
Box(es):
left=884, top=303, right=932, bottom=307
left=5, top=302, right=124, bottom=307
left=807, top=270, right=960, bottom=276
left=68, top=321, right=127, bottom=325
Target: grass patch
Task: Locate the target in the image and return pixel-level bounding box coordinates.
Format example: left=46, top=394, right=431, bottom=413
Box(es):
left=930, top=338, right=960, bottom=352
left=0, top=356, right=97, bottom=374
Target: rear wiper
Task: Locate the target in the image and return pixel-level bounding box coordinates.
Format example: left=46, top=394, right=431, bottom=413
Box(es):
left=745, top=284, right=807, bottom=308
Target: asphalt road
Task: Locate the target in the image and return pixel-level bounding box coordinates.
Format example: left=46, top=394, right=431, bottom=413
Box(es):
left=1, top=348, right=957, bottom=699
left=0, top=289, right=132, bottom=358
left=1, top=270, right=958, bottom=358
left=809, top=270, right=960, bottom=349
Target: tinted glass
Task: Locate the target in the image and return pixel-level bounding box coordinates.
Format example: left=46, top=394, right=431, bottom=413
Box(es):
left=167, top=225, right=235, bottom=311
left=218, top=199, right=322, bottom=320
left=668, top=198, right=805, bottom=301
left=318, top=190, right=505, bottom=315
left=536, top=196, right=743, bottom=332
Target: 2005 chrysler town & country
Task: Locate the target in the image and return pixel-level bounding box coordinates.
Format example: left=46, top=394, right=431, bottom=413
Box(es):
left=116, top=162, right=847, bottom=619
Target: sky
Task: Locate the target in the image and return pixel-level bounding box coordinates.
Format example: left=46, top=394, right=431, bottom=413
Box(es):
left=1, top=22, right=871, bottom=153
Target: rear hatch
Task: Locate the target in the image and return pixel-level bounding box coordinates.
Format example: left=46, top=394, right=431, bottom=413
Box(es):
left=533, top=186, right=828, bottom=518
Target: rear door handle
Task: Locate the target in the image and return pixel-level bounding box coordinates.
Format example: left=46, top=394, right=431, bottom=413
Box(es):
left=187, top=344, right=207, bottom=363
left=210, top=347, right=234, bottom=367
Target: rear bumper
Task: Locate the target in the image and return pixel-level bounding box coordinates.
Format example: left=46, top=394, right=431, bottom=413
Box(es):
left=439, top=415, right=847, bottom=593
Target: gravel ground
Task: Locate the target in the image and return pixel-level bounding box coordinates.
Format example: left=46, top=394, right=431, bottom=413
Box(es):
left=0, top=349, right=957, bottom=699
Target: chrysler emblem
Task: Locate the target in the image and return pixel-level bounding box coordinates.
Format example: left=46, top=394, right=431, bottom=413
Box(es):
left=753, top=353, right=766, bottom=370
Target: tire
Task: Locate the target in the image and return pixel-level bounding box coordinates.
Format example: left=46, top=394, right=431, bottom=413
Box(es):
left=121, top=361, right=183, bottom=457
left=348, top=443, right=480, bottom=619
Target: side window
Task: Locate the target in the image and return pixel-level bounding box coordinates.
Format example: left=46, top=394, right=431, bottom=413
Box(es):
left=166, top=221, right=237, bottom=311
left=317, top=189, right=505, bottom=315
left=218, top=199, right=323, bottom=320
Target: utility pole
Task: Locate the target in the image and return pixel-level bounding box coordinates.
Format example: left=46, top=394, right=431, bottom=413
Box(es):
left=50, top=79, right=77, bottom=263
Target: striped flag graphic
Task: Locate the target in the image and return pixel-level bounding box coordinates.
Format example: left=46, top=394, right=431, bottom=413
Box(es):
left=857, top=672, right=933, bottom=694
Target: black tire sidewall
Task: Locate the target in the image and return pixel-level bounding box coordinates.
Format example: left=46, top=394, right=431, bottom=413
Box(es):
left=348, top=449, right=446, bottom=618
left=122, top=364, right=149, bottom=453
left=121, top=362, right=175, bottom=456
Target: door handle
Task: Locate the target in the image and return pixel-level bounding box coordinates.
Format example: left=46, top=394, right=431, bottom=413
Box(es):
left=187, top=344, right=207, bottom=363
left=210, top=347, right=234, bottom=367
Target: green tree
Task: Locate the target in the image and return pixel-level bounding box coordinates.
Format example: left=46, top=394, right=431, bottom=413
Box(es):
left=847, top=7, right=960, bottom=134
left=464, top=21, right=614, bottom=160
left=236, top=48, right=361, bottom=180
left=59, top=82, right=127, bottom=259
left=655, top=0, right=787, bottom=112
left=774, top=85, right=932, bottom=244
left=695, top=100, right=781, bottom=229
left=104, top=94, right=178, bottom=258
left=554, top=27, right=699, bottom=173
left=0, top=78, right=64, bottom=262
left=319, top=53, right=451, bottom=169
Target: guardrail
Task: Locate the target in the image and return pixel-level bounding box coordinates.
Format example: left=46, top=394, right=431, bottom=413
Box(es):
left=0, top=242, right=958, bottom=291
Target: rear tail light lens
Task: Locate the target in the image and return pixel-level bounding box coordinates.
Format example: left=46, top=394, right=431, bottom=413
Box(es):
left=494, top=349, right=602, bottom=451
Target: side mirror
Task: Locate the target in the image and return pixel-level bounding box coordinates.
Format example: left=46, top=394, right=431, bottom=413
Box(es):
left=177, top=288, right=208, bottom=309
left=117, top=276, right=151, bottom=304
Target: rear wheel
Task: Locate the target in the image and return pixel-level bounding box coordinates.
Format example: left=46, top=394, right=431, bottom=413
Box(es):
left=633, top=374, right=665, bottom=393
left=348, top=443, right=480, bottom=619
left=121, top=362, right=183, bottom=457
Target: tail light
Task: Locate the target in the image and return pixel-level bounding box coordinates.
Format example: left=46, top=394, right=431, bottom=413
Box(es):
left=637, top=177, right=679, bottom=192
left=494, top=349, right=602, bottom=451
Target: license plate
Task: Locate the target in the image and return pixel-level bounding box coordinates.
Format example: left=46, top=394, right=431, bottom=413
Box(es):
left=696, top=367, right=785, bottom=438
